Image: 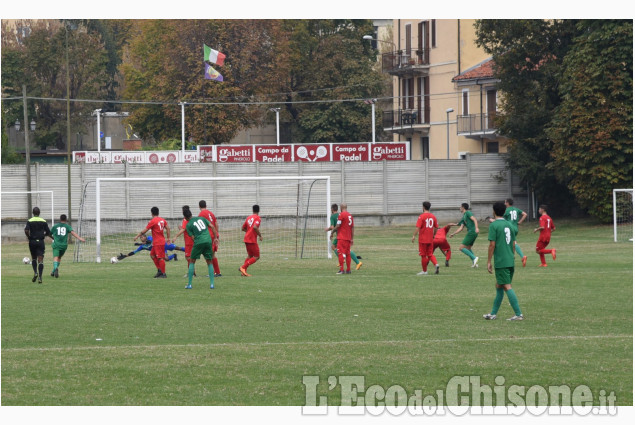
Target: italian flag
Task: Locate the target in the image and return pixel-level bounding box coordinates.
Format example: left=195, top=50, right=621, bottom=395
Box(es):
left=204, top=44, right=226, bottom=66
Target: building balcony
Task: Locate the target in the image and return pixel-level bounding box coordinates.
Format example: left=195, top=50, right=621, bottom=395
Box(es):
left=382, top=49, right=430, bottom=76
left=457, top=113, right=498, bottom=139
left=382, top=108, right=430, bottom=135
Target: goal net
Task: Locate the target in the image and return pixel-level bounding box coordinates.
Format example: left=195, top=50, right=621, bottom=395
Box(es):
left=613, top=189, right=633, bottom=242
left=74, top=176, right=331, bottom=262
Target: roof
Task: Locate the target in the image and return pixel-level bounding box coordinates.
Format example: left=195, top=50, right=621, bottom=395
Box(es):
left=452, top=57, right=496, bottom=82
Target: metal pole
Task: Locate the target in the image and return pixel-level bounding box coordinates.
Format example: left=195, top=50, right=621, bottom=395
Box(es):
left=22, top=85, right=32, bottom=217
left=446, top=112, right=450, bottom=160
left=96, top=110, right=101, bottom=153
left=180, top=102, right=186, bottom=153
left=66, top=24, right=72, bottom=224
left=275, top=109, right=280, bottom=146
left=371, top=101, right=376, bottom=143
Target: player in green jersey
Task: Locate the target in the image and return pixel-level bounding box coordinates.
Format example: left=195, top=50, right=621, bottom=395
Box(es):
left=183, top=206, right=217, bottom=290
left=449, top=203, right=480, bottom=267
left=47, top=214, right=85, bottom=278
left=483, top=202, right=524, bottom=321
left=488, top=198, right=528, bottom=267
left=325, top=203, right=362, bottom=270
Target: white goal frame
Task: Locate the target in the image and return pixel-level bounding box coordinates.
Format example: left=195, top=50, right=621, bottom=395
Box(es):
left=1, top=190, right=54, bottom=225
left=94, top=176, right=331, bottom=262
left=613, top=189, right=633, bottom=242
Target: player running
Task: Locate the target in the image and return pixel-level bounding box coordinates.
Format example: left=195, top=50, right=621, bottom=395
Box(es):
left=449, top=203, right=480, bottom=268
left=325, top=203, right=362, bottom=271
left=484, top=201, right=524, bottom=321
left=412, top=201, right=439, bottom=275
left=533, top=204, right=557, bottom=267
left=24, top=206, right=52, bottom=284
left=134, top=206, right=170, bottom=278
left=48, top=214, right=85, bottom=278
left=199, top=200, right=222, bottom=277
left=489, top=198, right=528, bottom=266
left=239, top=205, right=263, bottom=277
left=183, top=207, right=217, bottom=289
left=433, top=223, right=456, bottom=267
left=333, top=203, right=354, bottom=274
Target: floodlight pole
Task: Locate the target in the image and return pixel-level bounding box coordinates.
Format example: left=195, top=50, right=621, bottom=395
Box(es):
left=446, top=107, right=454, bottom=160
left=22, top=85, right=32, bottom=217
left=180, top=102, right=186, bottom=154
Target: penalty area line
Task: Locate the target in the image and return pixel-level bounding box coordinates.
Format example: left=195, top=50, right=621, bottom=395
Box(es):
left=2, top=334, right=631, bottom=353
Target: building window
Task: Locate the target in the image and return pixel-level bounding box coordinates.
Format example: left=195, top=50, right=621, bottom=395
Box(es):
left=405, top=24, right=412, bottom=54
left=462, top=89, right=469, bottom=115
left=431, top=20, right=436, bottom=47
left=422, top=137, right=430, bottom=159
left=487, top=141, right=499, bottom=153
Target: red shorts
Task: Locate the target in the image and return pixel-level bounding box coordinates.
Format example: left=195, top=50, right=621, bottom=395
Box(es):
left=245, top=242, right=260, bottom=258
left=418, top=242, right=434, bottom=257
left=337, top=239, right=351, bottom=255
left=536, top=239, right=550, bottom=250
left=184, top=242, right=193, bottom=257
left=434, top=240, right=450, bottom=252
left=150, top=245, right=165, bottom=259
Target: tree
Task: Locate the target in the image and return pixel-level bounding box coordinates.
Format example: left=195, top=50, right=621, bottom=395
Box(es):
left=547, top=20, right=633, bottom=222
left=283, top=19, right=388, bottom=144
left=474, top=20, right=579, bottom=214
left=1, top=20, right=111, bottom=150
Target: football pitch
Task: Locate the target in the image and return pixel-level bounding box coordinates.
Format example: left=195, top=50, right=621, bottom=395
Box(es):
left=1, top=218, right=632, bottom=406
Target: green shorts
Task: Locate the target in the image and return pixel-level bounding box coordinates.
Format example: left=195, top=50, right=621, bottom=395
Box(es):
left=52, top=246, right=67, bottom=258
left=495, top=267, right=515, bottom=285
left=461, top=232, right=478, bottom=247
left=190, top=241, right=214, bottom=261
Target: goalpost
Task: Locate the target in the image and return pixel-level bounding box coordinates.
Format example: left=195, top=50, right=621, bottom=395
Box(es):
left=613, top=189, right=633, bottom=242
left=1, top=191, right=55, bottom=225
left=75, top=176, right=331, bottom=263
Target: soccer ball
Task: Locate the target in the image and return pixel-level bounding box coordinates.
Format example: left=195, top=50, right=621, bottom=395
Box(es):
left=110, top=257, right=119, bottom=264
left=23, top=257, right=31, bottom=264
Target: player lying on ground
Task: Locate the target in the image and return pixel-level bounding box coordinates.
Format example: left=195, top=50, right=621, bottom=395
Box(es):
left=117, top=235, right=184, bottom=262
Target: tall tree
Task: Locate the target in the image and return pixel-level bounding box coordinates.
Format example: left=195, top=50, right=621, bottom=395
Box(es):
left=1, top=20, right=110, bottom=149
left=547, top=20, right=633, bottom=222
left=474, top=19, right=579, bottom=214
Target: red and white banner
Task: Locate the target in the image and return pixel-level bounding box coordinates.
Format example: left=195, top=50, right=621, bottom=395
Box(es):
left=332, top=143, right=370, bottom=162
left=254, top=145, right=292, bottom=162
left=294, top=144, right=330, bottom=162
left=72, top=142, right=410, bottom=164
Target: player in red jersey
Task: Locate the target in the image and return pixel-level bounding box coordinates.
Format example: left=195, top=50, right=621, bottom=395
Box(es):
left=333, top=203, right=354, bottom=274
left=135, top=206, right=170, bottom=278
left=239, top=204, right=262, bottom=277
left=198, top=200, right=221, bottom=277
left=533, top=204, right=556, bottom=267
left=433, top=223, right=456, bottom=267
left=411, top=201, right=439, bottom=275
left=172, top=205, right=196, bottom=278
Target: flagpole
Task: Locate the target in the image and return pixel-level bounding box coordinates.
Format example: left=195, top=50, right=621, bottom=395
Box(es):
left=180, top=102, right=186, bottom=154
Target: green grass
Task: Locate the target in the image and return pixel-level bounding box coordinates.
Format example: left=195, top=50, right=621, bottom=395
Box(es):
left=1, top=218, right=632, bottom=406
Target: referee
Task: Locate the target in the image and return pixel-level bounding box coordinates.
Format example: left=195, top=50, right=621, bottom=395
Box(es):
left=24, top=206, right=51, bottom=284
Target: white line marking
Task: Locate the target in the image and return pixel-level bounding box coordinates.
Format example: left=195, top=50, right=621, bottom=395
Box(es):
left=2, top=334, right=631, bottom=353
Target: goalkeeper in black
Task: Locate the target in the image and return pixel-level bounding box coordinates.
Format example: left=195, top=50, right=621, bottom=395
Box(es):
left=24, top=206, right=52, bottom=284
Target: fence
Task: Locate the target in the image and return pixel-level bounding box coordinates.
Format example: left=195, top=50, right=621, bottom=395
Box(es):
left=1, top=154, right=529, bottom=240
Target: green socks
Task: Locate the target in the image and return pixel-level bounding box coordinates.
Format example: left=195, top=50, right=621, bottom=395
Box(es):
left=208, top=263, right=215, bottom=289
left=515, top=244, right=524, bottom=257
left=188, top=263, right=195, bottom=287
left=53, top=261, right=59, bottom=272
left=506, top=289, right=522, bottom=316
left=461, top=247, right=476, bottom=261
left=350, top=251, right=359, bottom=265
left=491, top=287, right=504, bottom=315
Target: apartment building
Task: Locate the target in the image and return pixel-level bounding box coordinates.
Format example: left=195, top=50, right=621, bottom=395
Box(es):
left=382, top=19, right=508, bottom=159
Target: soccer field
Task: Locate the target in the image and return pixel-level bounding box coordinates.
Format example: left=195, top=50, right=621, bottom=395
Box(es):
left=1, top=218, right=632, bottom=407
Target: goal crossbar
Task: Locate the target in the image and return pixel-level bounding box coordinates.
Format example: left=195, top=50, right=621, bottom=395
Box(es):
left=94, top=175, right=331, bottom=262
left=1, top=190, right=55, bottom=226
